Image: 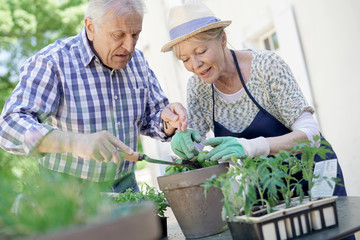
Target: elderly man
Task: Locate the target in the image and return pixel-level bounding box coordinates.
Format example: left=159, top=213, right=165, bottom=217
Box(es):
left=0, top=0, right=187, bottom=192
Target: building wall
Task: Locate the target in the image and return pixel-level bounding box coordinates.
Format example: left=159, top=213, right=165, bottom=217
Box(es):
left=291, top=0, right=360, bottom=196
left=138, top=0, right=360, bottom=195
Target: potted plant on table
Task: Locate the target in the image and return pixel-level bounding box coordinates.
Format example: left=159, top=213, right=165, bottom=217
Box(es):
left=203, top=136, right=340, bottom=240
left=111, top=183, right=168, bottom=239
left=157, top=150, right=229, bottom=239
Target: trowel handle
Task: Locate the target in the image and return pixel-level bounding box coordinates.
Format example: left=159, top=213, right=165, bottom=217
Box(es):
left=120, top=151, right=143, bottom=162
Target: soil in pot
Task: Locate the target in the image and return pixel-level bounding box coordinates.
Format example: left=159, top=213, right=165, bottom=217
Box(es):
left=180, top=159, right=203, bottom=169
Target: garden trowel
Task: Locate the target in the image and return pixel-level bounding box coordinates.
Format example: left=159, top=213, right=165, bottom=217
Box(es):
left=121, top=151, right=201, bottom=169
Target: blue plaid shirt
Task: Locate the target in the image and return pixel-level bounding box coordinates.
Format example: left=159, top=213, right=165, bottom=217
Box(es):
left=0, top=28, right=169, bottom=182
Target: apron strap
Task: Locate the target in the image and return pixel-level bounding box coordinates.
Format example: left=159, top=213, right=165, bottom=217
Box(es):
left=230, top=49, right=266, bottom=113
left=212, top=49, right=268, bottom=122
left=211, top=84, right=215, bottom=122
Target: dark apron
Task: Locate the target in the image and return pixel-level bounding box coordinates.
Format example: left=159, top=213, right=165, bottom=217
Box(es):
left=212, top=49, right=346, bottom=196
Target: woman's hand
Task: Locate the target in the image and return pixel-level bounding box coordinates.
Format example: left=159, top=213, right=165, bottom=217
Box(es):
left=204, top=137, right=247, bottom=161
left=170, top=129, right=202, bottom=159
left=204, top=136, right=270, bottom=160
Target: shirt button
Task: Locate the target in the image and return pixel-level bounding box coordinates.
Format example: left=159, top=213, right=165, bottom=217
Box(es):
left=114, top=95, right=118, bottom=100
left=117, top=122, right=121, bottom=126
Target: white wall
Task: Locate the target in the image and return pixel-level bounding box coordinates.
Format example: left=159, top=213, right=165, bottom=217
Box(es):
left=138, top=0, right=360, bottom=195
left=291, top=0, right=360, bottom=196
left=138, top=0, right=192, bottom=187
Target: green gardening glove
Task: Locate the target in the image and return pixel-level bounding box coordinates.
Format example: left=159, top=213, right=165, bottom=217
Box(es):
left=204, top=137, right=247, bottom=161
left=171, top=129, right=202, bottom=159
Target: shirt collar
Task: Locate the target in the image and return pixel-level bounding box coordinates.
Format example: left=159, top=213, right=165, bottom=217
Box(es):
left=79, top=27, right=98, bottom=67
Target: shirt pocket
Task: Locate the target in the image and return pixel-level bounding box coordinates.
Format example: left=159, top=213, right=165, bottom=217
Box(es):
left=124, top=87, right=149, bottom=127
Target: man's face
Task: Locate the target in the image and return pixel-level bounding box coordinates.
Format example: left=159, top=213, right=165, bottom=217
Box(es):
left=85, top=11, right=143, bottom=69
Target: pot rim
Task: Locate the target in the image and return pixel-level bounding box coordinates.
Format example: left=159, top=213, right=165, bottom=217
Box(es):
left=157, top=162, right=229, bottom=191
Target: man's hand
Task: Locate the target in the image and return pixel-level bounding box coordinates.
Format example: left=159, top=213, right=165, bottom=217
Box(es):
left=71, top=131, right=133, bottom=164
left=170, top=129, right=201, bottom=159
left=37, top=130, right=133, bottom=164
left=161, top=102, right=188, bottom=135
left=204, top=137, right=247, bottom=161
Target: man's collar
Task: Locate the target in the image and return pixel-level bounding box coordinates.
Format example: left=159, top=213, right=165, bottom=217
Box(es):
left=79, top=27, right=98, bottom=67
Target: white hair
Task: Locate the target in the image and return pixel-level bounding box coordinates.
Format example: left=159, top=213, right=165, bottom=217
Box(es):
left=85, top=0, right=146, bottom=26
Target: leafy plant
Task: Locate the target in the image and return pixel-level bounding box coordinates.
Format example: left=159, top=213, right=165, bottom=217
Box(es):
left=203, top=156, right=286, bottom=221
left=113, top=183, right=168, bottom=217
left=292, top=135, right=339, bottom=200
left=164, top=150, right=219, bottom=175
left=203, top=137, right=340, bottom=222
left=0, top=170, right=113, bottom=239
left=272, top=150, right=304, bottom=208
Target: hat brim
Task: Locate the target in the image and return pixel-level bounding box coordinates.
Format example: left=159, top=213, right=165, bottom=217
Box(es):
left=161, top=20, right=232, bottom=52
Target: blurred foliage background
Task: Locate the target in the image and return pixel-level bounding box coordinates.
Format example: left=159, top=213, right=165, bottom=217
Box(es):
left=0, top=0, right=87, bottom=101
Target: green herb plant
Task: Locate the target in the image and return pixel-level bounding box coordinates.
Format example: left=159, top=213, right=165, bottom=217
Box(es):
left=113, top=183, right=168, bottom=217
left=203, top=156, right=288, bottom=221
left=272, top=149, right=304, bottom=208
left=164, top=150, right=219, bottom=175
left=202, top=137, right=340, bottom=222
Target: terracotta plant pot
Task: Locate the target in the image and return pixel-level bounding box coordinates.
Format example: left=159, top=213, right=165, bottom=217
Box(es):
left=227, top=196, right=338, bottom=240
left=157, top=162, right=229, bottom=238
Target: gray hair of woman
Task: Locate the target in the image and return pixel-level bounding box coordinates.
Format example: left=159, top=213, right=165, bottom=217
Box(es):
left=85, top=0, right=146, bottom=28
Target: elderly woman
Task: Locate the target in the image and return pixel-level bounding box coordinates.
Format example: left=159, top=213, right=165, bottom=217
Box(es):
left=162, top=1, right=347, bottom=197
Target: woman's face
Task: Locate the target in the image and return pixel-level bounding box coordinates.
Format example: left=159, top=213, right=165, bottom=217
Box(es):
left=177, top=37, right=226, bottom=84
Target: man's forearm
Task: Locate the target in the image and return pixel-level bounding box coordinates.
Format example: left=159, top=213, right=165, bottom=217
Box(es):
left=37, top=130, right=75, bottom=154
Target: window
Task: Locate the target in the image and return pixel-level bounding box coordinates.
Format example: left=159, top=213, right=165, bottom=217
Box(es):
left=259, top=30, right=280, bottom=52
left=263, top=32, right=279, bottom=51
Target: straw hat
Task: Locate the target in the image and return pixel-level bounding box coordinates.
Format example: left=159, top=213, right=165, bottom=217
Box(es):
left=161, top=1, right=231, bottom=52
